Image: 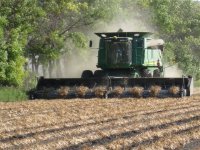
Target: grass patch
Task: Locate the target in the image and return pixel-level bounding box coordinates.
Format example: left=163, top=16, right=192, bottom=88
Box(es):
left=0, top=87, right=27, bottom=102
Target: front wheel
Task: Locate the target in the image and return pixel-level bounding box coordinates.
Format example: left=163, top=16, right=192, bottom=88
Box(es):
left=81, top=70, right=93, bottom=78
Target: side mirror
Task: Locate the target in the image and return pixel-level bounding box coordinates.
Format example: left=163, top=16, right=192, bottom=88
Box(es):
left=89, top=40, right=93, bottom=47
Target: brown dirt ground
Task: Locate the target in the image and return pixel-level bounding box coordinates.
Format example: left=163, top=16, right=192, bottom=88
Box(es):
left=1, top=96, right=200, bottom=150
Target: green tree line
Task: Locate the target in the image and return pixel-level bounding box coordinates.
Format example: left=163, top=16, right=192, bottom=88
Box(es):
left=138, top=0, right=200, bottom=79
left=0, top=0, right=200, bottom=87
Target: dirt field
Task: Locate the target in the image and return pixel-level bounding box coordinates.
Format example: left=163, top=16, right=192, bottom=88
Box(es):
left=1, top=96, right=200, bottom=150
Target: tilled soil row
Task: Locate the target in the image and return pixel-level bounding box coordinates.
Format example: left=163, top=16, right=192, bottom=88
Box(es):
left=1, top=98, right=199, bottom=133
left=3, top=113, right=200, bottom=150
left=1, top=101, right=200, bottom=140
left=0, top=96, right=200, bottom=150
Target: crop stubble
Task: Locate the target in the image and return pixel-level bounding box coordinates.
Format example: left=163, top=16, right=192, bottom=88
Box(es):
left=0, top=96, right=200, bottom=150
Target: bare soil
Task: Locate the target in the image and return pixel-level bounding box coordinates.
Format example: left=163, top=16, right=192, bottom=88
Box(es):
left=182, top=139, right=200, bottom=150
left=1, top=96, right=200, bottom=150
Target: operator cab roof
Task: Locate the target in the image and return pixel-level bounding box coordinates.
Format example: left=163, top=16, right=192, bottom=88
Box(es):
left=95, top=32, right=153, bottom=38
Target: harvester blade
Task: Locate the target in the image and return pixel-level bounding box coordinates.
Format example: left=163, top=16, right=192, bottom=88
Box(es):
left=29, top=76, right=192, bottom=99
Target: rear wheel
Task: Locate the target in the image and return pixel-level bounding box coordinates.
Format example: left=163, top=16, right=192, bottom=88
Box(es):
left=142, top=69, right=152, bottom=77
left=153, top=69, right=161, bottom=77
left=81, top=70, right=93, bottom=78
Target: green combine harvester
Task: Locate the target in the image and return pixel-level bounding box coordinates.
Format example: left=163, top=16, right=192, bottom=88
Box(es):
left=29, top=32, right=193, bottom=99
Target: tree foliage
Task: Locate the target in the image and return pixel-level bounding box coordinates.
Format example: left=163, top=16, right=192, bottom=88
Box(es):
left=0, top=0, right=44, bottom=86
left=138, top=0, right=200, bottom=79
left=26, top=0, right=121, bottom=76
left=0, top=0, right=200, bottom=86
left=0, top=0, right=121, bottom=85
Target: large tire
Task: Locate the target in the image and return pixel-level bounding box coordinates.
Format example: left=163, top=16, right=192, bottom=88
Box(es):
left=94, top=70, right=106, bottom=78
left=81, top=70, right=93, bottom=78
left=153, top=69, right=160, bottom=77
left=142, top=69, right=152, bottom=77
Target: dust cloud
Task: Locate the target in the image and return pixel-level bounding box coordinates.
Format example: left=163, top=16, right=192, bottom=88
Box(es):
left=41, top=3, right=183, bottom=78
left=44, top=4, right=156, bottom=78
left=60, top=50, right=98, bottom=78
left=164, top=64, right=183, bottom=77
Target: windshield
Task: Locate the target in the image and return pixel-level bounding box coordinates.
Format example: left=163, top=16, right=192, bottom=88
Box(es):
left=105, top=40, right=132, bottom=65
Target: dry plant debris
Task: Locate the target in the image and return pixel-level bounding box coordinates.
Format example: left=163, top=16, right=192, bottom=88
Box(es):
left=58, top=86, right=69, bottom=96
left=94, top=86, right=107, bottom=98
left=76, top=86, right=89, bottom=97
left=169, top=86, right=180, bottom=95
left=112, top=86, right=124, bottom=96
left=150, top=85, right=161, bottom=97
left=1, top=96, right=200, bottom=150
left=129, top=86, right=144, bottom=97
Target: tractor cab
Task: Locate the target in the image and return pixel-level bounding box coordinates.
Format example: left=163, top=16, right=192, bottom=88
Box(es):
left=95, top=32, right=164, bottom=77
